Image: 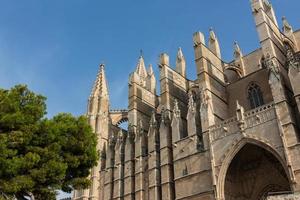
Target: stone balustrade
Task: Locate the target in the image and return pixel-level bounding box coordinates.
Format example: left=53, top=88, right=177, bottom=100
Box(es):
left=209, top=102, right=276, bottom=142
left=244, top=103, right=275, bottom=129
left=110, top=109, right=128, bottom=113
left=209, top=116, right=239, bottom=142
left=267, top=193, right=300, bottom=200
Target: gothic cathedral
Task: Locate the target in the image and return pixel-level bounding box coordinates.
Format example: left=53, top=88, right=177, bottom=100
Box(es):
left=73, top=1, right=300, bottom=199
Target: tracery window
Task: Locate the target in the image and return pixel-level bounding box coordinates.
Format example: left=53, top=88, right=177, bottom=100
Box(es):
left=248, top=83, right=264, bottom=109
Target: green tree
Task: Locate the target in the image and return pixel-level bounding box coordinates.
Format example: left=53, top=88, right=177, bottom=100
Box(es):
left=0, top=85, right=98, bottom=200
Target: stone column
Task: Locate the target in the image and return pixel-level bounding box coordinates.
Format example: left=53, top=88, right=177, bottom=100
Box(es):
left=159, top=108, right=175, bottom=200
left=123, top=125, right=135, bottom=200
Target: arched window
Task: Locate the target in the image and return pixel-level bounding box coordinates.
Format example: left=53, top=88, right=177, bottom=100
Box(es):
left=248, top=83, right=264, bottom=109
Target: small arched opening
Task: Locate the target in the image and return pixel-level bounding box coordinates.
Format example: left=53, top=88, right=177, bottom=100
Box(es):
left=117, top=118, right=128, bottom=131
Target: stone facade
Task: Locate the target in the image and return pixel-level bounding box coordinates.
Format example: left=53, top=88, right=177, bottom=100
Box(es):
left=73, top=1, right=300, bottom=199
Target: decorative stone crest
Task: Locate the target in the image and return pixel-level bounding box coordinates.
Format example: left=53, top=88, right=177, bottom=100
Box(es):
left=127, top=123, right=135, bottom=143
left=173, top=99, right=181, bottom=119
left=161, top=106, right=170, bottom=124
left=263, top=0, right=272, bottom=10
left=188, top=92, right=196, bottom=114
left=137, top=119, right=145, bottom=139
left=199, top=87, right=210, bottom=119
left=117, top=129, right=126, bottom=147
left=264, top=53, right=280, bottom=81
left=282, top=16, right=293, bottom=34
left=108, top=134, right=116, bottom=148
left=150, top=111, right=157, bottom=129
left=285, top=44, right=300, bottom=71
left=236, top=101, right=245, bottom=133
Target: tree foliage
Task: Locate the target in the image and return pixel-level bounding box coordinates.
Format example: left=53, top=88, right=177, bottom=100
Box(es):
left=0, top=85, right=98, bottom=200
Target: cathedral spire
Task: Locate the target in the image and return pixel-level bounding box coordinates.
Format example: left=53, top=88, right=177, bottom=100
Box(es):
left=88, top=64, right=110, bottom=114
left=135, top=55, right=147, bottom=79
left=175, top=47, right=186, bottom=77
left=208, top=28, right=221, bottom=58
left=90, top=64, right=109, bottom=99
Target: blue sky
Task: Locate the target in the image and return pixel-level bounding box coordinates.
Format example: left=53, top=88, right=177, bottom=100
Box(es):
left=0, top=0, right=299, bottom=199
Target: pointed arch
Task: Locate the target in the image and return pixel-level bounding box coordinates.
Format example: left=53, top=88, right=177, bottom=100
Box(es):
left=224, top=65, right=243, bottom=83
left=217, top=137, right=293, bottom=200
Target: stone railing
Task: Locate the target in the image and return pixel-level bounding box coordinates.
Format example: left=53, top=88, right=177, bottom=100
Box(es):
left=244, top=103, right=276, bottom=129
left=110, top=109, right=128, bottom=113
left=209, top=116, right=239, bottom=142
left=266, top=192, right=300, bottom=200
left=210, top=102, right=276, bottom=142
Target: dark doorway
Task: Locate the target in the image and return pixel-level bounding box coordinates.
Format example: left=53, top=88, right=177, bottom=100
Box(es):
left=224, top=144, right=291, bottom=200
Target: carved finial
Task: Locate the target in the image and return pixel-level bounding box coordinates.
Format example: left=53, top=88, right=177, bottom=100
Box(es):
left=127, top=123, right=135, bottom=142
left=176, top=47, right=186, bottom=77
left=109, top=134, right=116, bottom=148
left=147, top=64, right=154, bottom=76
left=150, top=111, right=157, bottom=128
left=236, top=100, right=242, bottom=111
left=234, top=41, right=242, bottom=58
left=236, top=100, right=245, bottom=132
left=117, top=129, right=126, bottom=145
left=265, top=53, right=280, bottom=80
left=187, top=92, right=197, bottom=137
left=173, top=99, right=181, bottom=118
left=90, top=63, right=109, bottom=99
left=159, top=53, right=170, bottom=67
left=161, top=106, right=170, bottom=124
left=200, top=87, right=209, bottom=107
left=209, top=27, right=216, bottom=41
left=285, top=45, right=299, bottom=71
left=136, top=55, right=147, bottom=80
left=208, top=28, right=221, bottom=58
left=177, top=47, right=184, bottom=61
left=137, top=120, right=144, bottom=137
left=263, top=0, right=272, bottom=10
left=193, top=31, right=205, bottom=46
left=282, top=16, right=293, bottom=34
left=188, top=92, right=195, bottom=112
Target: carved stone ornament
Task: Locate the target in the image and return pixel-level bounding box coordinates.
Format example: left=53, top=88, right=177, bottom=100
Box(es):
left=263, top=0, right=272, bottom=10
left=188, top=92, right=196, bottom=114
left=127, top=123, right=135, bottom=142
left=150, top=111, right=157, bottom=129
left=173, top=99, right=181, bottom=118
left=285, top=45, right=300, bottom=71
left=265, top=53, right=280, bottom=81
left=199, top=87, right=209, bottom=110
left=161, top=106, right=170, bottom=124
left=108, top=134, right=116, bottom=148
left=117, top=130, right=126, bottom=146
left=137, top=120, right=144, bottom=138
left=236, top=101, right=245, bottom=132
